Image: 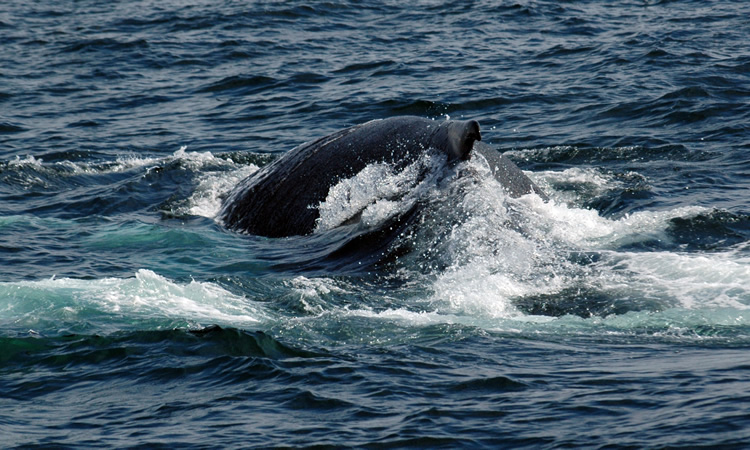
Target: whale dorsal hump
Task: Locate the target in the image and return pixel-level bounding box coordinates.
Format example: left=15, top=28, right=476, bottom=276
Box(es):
left=432, top=119, right=482, bottom=161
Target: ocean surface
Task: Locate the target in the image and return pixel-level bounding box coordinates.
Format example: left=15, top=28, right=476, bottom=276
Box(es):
left=2, top=0, right=750, bottom=447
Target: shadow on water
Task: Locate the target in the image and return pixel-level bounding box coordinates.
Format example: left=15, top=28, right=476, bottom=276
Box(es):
left=514, top=286, right=665, bottom=318
left=1, top=326, right=320, bottom=376
left=255, top=204, right=423, bottom=276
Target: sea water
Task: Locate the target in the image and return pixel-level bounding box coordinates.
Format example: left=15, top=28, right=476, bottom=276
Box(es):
left=2, top=1, right=750, bottom=447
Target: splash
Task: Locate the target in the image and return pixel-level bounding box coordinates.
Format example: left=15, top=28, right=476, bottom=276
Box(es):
left=314, top=152, right=448, bottom=232
left=1, top=146, right=240, bottom=185
left=401, top=157, right=750, bottom=322
left=0, top=269, right=266, bottom=334
left=188, top=163, right=259, bottom=218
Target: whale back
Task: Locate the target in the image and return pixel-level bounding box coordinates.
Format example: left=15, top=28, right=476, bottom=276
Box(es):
left=220, top=116, right=544, bottom=238
left=220, top=116, right=482, bottom=237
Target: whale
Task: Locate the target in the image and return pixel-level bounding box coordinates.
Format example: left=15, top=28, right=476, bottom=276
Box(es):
left=220, top=116, right=546, bottom=238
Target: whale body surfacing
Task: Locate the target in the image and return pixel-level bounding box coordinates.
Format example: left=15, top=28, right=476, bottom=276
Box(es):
left=220, top=116, right=545, bottom=238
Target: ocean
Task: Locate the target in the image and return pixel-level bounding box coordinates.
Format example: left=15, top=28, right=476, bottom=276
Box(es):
left=2, top=0, right=750, bottom=447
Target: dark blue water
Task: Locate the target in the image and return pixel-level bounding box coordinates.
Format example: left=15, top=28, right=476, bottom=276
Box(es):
left=3, top=0, right=750, bottom=447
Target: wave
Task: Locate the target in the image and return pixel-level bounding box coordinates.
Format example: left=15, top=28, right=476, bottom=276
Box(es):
left=421, top=188, right=748, bottom=318
left=0, top=269, right=266, bottom=336
left=0, top=147, right=217, bottom=191
left=0, top=325, right=314, bottom=371
left=3, top=144, right=749, bottom=343
left=0, top=147, right=258, bottom=218
left=191, top=146, right=750, bottom=318
left=195, top=150, right=750, bottom=342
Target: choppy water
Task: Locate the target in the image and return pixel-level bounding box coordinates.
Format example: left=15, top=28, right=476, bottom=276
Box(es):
left=2, top=0, right=750, bottom=447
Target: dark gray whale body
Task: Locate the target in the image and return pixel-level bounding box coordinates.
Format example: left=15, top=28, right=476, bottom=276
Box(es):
left=220, top=116, right=545, bottom=238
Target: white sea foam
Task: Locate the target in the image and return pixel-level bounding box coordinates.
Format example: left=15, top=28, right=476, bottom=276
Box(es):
left=0, top=269, right=266, bottom=331
left=314, top=152, right=447, bottom=232
left=4, top=146, right=260, bottom=219
left=283, top=276, right=352, bottom=315
left=419, top=158, right=748, bottom=322
left=187, top=163, right=259, bottom=218
left=425, top=165, right=579, bottom=318
left=110, top=146, right=238, bottom=173
left=302, top=154, right=732, bottom=323
left=531, top=167, right=621, bottom=204
left=597, top=249, right=750, bottom=310
left=3, top=146, right=238, bottom=177
left=8, top=154, right=44, bottom=167
left=6, top=150, right=744, bottom=335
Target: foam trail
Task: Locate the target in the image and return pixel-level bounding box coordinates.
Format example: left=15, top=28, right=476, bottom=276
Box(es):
left=418, top=158, right=749, bottom=322
left=0, top=270, right=266, bottom=333
left=3, top=146, right=244, bottom=173
left=188, top=163, right=259, bottom=218
left=598, top=249, right=750, bottom=310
